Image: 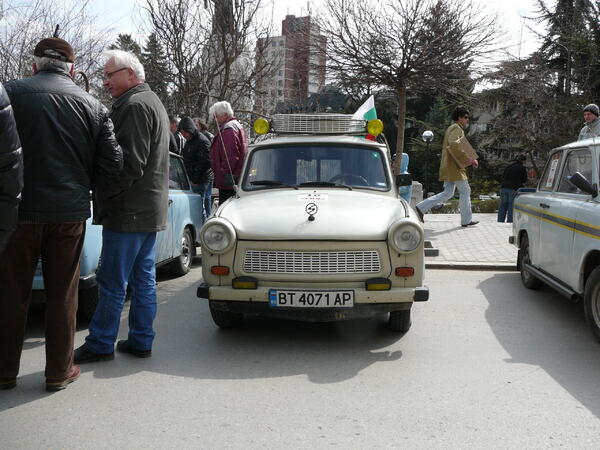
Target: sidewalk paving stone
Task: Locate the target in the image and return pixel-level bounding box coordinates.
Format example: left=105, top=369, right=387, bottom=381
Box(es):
left=422, top=213, right=517, bottom=270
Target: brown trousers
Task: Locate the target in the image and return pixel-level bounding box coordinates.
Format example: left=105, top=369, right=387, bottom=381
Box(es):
left=0, top=222, right=85, bottom=380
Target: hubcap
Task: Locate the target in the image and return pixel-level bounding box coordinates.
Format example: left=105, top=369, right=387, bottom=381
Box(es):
left=181, top=234, right=191, bottom=267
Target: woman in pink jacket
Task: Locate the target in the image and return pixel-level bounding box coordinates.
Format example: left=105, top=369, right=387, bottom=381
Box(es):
left=208, top=101, right=248, bottom=204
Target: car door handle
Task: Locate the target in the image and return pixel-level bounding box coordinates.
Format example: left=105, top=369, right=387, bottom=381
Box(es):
left=539, top=203, right=550, bottom=209
left=168, top=199, right=173, bottom=205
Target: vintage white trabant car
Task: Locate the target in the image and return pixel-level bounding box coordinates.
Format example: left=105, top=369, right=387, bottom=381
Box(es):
left=510, top=138, right=600, bottom=341
left=197, top=114, right=428, bottom=332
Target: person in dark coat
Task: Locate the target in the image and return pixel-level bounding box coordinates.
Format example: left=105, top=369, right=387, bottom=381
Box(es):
left=498, top=153, right=528, bottom=223
left=194, top=117, right=214, bottom=142
left=168, top=115, right=185, bottom=154
left=0, top=84, right=22, bottom=254
left=0, top=37, right=123, bottom=391
left=178, top=116, right=213, bottom=220
left=75, top=49, right=170, bottom=365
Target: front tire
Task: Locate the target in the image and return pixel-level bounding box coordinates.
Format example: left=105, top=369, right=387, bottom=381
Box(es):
left=209, top=302, right=244, bottom=328
left=170, top=228, right=193, bottom=276
left=584, top=267, right=600, bottom=342
left=519, top=234, right=542, bottom=290
left=389, top=309, right=411, bottom=332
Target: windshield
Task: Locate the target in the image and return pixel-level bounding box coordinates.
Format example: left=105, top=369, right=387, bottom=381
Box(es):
left=242, top=145, right=390, bottom=191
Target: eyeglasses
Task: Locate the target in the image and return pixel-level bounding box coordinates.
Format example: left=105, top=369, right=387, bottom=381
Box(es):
left=103, top=67, right=129, bottom=81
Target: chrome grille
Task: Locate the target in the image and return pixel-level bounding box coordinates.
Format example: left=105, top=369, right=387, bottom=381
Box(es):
left=243, top=250, right=381, bottom=274
left=272, top=114, right=365, bottom=135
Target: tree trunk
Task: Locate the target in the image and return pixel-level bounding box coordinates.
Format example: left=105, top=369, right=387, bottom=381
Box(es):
left=395, top=84, right=407, bottom=158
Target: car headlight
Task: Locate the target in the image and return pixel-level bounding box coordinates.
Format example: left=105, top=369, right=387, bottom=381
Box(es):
left=201, top=220, right=236, bottom=254
left=388, top=222, right=423, bottom=253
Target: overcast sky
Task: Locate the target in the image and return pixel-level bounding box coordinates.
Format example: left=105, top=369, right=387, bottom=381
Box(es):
left=95, top=0, right=543, bottom=59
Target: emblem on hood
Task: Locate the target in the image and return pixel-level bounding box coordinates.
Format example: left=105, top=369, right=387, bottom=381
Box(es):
left=305, top=202, right=318, bottom=221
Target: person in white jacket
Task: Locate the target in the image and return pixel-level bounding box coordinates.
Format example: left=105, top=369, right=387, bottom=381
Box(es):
left=578, top=103, right=600, bottom=141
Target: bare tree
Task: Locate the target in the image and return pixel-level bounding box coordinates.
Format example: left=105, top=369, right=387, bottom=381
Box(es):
left=0, top=0, right=113, bottom=87
left=319, top=0, right=499, bottom=156
left=141, top=0, right=278, bottom=120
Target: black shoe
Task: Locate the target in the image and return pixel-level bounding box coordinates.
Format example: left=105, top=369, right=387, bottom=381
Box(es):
left=0, top=378, right=16, bottom=390
left=415, top=206, right=424, bottom=223
left=74, top=344, right=114, bottom=364
left=116, top=340, right=152, bottom=358
left=461, top=220, right=479, bottom=227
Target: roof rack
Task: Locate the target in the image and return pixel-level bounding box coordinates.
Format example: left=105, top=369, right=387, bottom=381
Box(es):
left=271, top=114, right=366, bottom=135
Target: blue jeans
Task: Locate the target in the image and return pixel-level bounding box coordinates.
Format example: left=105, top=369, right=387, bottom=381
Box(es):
left=192, top=182, right=212, bottom=220
left=85, top=229, right=157, bottom=353
left=498, top=188, right=517, bottom=223
left=416, top=180, right=473, bottom=225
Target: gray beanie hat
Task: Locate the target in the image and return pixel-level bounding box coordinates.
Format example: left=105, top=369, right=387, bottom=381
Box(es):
left=583, top=103, right=599, bottom=117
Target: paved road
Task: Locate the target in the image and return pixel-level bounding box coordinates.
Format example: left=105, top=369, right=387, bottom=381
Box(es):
left=1, top=264, right=600, bottom=448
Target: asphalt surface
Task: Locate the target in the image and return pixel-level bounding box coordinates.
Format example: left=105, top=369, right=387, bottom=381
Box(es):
left=1, top=265, right=599, bottom=448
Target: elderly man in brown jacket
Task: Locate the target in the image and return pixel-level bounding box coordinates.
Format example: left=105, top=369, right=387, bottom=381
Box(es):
left=415, top=106, right=479, bottom=227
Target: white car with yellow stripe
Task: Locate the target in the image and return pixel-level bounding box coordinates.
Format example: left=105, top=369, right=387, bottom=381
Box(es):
left=197, top=114, right=428, bottom=332
left=510, top=138, right=600, bottom=341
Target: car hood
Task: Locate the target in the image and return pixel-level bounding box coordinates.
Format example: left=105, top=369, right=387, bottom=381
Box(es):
left=217, top=190, right=408, bottom=240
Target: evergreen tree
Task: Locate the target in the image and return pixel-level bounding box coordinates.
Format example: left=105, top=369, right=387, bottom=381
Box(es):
left=534, top=0, right=599, bottom=97
left=141, top=33, right=169, bottom=106
left=109, top=34, right=142, bottom=58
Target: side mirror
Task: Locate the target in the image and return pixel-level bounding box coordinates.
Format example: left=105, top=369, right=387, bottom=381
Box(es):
left=568, top=172, right=598, bottom=197
left=395, top=173, right=413, bottom=187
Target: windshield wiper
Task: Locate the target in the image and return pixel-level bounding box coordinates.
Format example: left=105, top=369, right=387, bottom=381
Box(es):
left=250, top=180, right=298, bottom=190
left=298, top=181, right=352, bottom=190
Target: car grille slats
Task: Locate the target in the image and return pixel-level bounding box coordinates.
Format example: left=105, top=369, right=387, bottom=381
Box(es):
left=243, top=250, right=381, bottom=274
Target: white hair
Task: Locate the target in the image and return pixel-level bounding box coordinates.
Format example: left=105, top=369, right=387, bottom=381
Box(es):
left=103, top=49, right=145, bottom=82
left=33, top=56, right=73, bottom=74
left=209, top=101, right=234, bottom=120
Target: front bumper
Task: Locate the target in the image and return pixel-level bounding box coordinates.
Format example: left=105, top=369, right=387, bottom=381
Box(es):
left=197, top=283, right=428, bottom=321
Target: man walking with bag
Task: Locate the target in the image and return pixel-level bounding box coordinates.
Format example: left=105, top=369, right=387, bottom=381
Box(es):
left=415, top=106, right=479, bottom=227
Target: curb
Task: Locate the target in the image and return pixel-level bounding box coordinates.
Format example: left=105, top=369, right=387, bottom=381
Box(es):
left=426, top=261, right=516, bottom=271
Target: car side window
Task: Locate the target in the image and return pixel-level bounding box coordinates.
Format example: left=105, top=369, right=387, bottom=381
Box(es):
left=539, top=151, right=562, bottom=192
left=169, top=156, right=191, bottom=191
left=557, top=149, right=592, bottom=194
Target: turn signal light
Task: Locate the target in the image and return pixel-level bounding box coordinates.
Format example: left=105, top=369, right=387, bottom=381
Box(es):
left=211, top=266, right=230, bottom=276
left=366, top=119, right=384, bottom=136
left=365, top=277, right=391, bottom=291
left=395, top=267, right=415, bottom=277
left=232, top=277, right=258, bottom=289
left=253, top=118, right=271, bottom=135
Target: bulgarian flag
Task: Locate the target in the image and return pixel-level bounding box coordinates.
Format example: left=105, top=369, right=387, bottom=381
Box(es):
left=352, top=95, right=377, bottom=140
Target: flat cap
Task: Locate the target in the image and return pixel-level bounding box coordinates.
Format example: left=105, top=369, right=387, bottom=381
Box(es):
left=33, top=37, right=75, bottom=63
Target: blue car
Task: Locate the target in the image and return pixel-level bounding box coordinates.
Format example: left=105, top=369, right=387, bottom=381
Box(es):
left=32, top=153, right=204, bottom=320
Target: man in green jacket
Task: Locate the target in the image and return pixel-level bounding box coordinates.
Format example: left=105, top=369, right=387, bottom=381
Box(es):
left=75, top=50, right=170, bottom=363
left=415, top=106, right=479, bottom=227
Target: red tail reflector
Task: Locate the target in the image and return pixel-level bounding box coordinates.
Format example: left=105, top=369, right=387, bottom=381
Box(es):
left=211, top=266, right=230, bottom=276
left=395, top=267, right=415, bottom=277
